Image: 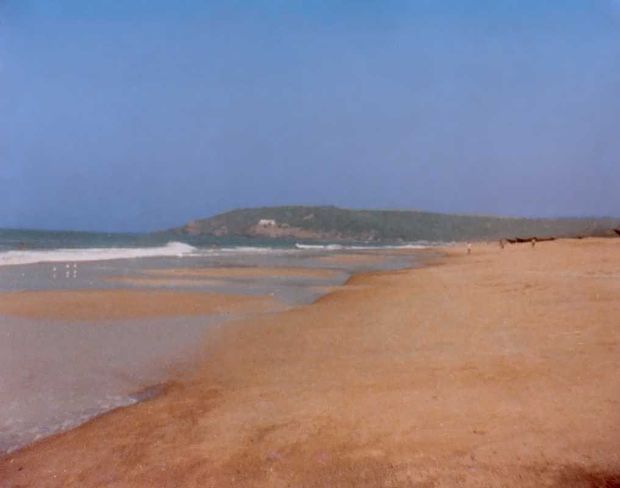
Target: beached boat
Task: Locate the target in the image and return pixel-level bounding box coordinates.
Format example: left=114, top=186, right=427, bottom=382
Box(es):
left=506, top=237, right=556, bottom=244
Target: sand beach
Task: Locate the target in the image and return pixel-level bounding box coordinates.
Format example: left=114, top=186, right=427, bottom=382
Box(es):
left=1, top=239, right=619, bottom=487
left=6, top=0, right=620, bottom=484
left=0, top=289, right=281, bottom=322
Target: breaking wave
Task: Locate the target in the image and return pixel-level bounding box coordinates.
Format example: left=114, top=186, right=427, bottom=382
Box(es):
left=0, top=242, right=197, bottom=266
left=295, top=243, right=431, bottom=250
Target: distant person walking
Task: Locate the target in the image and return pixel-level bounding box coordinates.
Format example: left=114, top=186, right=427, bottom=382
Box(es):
left=531, top=238, right=537, bottom=248
left=467, top=242, right=472, bottom=255
left=499, top=239, right=505, bottom=249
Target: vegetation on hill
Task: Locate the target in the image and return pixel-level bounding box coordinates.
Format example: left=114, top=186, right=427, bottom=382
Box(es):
left=172, top=206, right=620, bottom=242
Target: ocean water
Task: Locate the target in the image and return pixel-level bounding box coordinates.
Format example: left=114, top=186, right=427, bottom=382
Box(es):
left=0, top=229, right=288, bottom=266
left=0, top=315, right=220, bottom=453
left=0, top=228, right=433, bottom=454
left=0, top=228, right=285, bottom=251
left=0, top=228, right=432, bottom=266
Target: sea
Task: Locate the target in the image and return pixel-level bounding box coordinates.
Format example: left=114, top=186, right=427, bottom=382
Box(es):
left=0, top=229, right=435, bottom=454
left=0, top=228, right=433, bottom=265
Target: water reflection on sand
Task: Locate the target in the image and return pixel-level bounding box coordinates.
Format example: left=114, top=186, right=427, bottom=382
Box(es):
left=0, top=249, right=423, bottom=453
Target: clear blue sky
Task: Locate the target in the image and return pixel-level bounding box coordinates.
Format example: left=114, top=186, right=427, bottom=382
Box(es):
left=2, top=1, right=619, bottom=232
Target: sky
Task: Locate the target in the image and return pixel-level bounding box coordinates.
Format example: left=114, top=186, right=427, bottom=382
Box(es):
left=1, top=1, right=619, bottom=232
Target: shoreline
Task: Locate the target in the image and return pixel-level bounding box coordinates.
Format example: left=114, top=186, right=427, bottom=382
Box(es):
left=0, top=253, right=429, bottom=458
left=2, top=240, right=620, bottom=486
left=0, top=253, right=424, bottom=457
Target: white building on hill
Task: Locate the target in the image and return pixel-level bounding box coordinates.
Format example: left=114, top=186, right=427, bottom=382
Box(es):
left=258, top=219, right=277, bottom=227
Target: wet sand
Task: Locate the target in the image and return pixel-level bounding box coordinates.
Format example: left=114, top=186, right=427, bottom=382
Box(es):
left=104, top=266, right=345, bottom=293
left=0, top=290, right=280, bottom=321
left=104, top=277, right=253, bottom=289
left=0, top=315, right=221, bottom=454
left=141, top=266, right=343, bottom=279
left=0, top=289, right=284, bottom=453
left=0, top=256, right=371, bottom=454
left=2, top=239, right=620, bottom=486
left=316, top=253, right=394, bottom=266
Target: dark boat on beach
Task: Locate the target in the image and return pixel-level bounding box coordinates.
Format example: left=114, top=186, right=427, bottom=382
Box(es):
left=506, top=237, right=556, bottom=244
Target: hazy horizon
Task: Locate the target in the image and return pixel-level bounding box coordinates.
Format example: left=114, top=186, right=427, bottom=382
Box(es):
left=2, top=1, right=620, bottom=232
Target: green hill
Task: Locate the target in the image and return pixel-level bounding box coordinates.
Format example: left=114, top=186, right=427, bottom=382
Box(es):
left=172, top=206, right=620, bottom=242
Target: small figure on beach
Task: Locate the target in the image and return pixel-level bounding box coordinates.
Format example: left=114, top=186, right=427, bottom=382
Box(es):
left=499, top=239, right=505, bottom=249
left=531, top=238, right=537, bottom=248
left=467, top=242, right=472, bottom=254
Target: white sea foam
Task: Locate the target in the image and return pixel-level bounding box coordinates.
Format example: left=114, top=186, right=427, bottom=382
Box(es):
left=193, top=246, right=297, bottom=257
left=295, top=243, right=344, bottom=250
left=0, top=240, right=437, bottom=267
left=220, top=246, right=291, bottom=254
left=0, top=241, right=197, bottom=266
left=295, top=242, right=432, bottom=251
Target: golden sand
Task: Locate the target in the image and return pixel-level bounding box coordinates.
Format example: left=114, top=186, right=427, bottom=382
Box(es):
left=2, top=239, right=620, bottom=486
left=0, top=290, right=280, bottom=321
